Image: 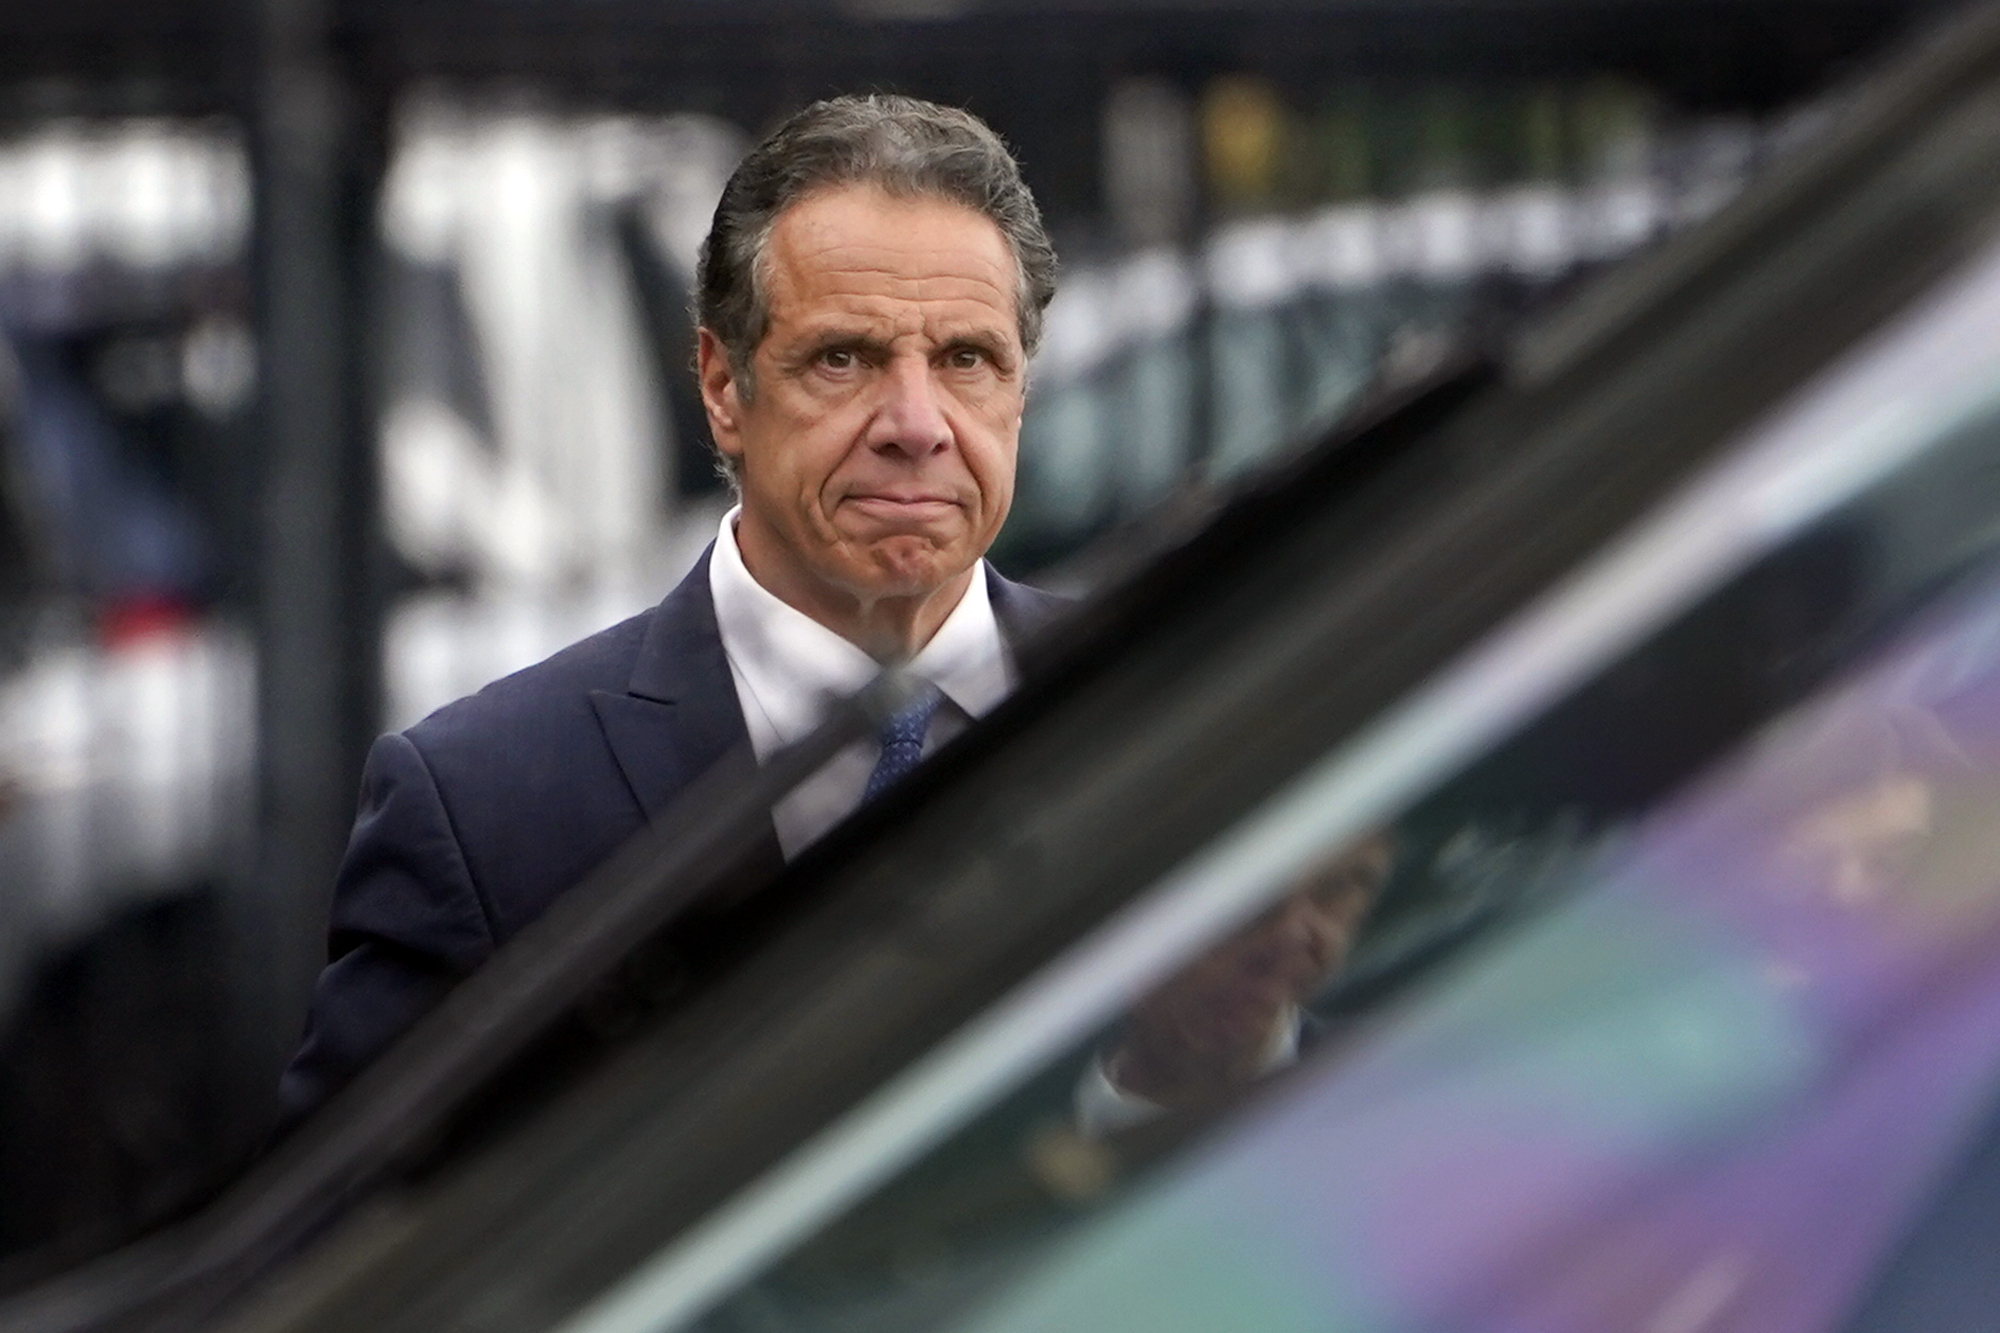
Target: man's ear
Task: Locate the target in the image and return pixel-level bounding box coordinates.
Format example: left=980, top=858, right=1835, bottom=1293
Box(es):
left=696, top=328, right=745, bottom=461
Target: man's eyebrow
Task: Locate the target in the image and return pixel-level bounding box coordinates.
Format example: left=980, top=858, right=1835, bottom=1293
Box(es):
left=786, top=329, right=894, bottom=361
left=938, top=326, right=1008, bottom=347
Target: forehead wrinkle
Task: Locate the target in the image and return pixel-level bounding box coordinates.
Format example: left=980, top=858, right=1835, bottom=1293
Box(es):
left=759, top=188, right=1024, bottom=360
left=770, top=254, right=1014, bottom=309
left=777, top=281, right=1013, bottom=322
left=767, top=279, right=1017, bottom=349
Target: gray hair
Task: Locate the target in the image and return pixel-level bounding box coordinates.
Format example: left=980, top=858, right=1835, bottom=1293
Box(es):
left=697, top=94, right=1058, bottom=403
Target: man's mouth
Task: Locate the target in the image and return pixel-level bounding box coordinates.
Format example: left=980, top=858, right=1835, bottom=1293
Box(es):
left=842, top=493, right=963, bottom=519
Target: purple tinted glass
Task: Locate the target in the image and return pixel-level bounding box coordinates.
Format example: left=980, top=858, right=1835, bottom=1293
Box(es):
left=957, top=568, right=2000, bottom=1333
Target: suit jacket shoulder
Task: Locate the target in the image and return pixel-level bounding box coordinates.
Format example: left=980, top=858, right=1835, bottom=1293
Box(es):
left=397, top=606, right=653, bottom=942
left=281, top=550, right=746, bottom=1121
left=400, top=548, right=751, bottom=941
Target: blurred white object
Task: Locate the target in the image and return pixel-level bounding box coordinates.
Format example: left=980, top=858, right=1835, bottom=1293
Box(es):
left=0, top=119, right=247, bottom=275
left=0, top=627, right=255, bottom=1029
left=378, top=104, right=744, bottom=602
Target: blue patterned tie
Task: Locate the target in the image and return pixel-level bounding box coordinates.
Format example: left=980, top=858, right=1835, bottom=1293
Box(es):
left=864, top=687, right=942, bottom=802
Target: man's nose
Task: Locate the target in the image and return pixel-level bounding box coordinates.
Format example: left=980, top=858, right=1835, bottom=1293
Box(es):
left=869, top=357, right=952, bottom=457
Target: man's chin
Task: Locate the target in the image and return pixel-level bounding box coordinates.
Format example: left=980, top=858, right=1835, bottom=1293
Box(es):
left=847, top=536, right=976, bottom=600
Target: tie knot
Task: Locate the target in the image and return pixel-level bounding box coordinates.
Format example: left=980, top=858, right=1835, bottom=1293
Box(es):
left=878, top=693, right=939, bottom=747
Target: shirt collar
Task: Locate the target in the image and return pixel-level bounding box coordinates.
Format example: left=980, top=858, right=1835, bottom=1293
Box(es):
left=708, top=506, right=1013, bottom=749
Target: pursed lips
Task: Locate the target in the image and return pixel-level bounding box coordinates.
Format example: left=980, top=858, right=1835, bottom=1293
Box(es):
left=840, top=491, right=966, bottom=516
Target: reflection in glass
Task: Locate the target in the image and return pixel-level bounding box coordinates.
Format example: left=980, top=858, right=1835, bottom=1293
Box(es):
left=954, top=560, right=2000, bottom=1333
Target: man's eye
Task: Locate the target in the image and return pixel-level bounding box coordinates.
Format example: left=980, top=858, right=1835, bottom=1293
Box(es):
left=819, top=348, right=857, bottom=371
left=946, top=347, right=988, bottom=370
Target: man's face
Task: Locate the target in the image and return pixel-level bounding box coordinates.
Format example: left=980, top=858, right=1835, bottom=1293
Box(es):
left=698, top=184, right=1025, bottom=632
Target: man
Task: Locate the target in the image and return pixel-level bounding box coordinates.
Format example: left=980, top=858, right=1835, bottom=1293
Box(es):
left=281, top=95, right=1063, bottom=1119
left=282, top=94, right=1375, bottom=1128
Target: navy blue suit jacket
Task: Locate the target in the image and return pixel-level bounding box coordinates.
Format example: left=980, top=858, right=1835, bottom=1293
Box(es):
left=281, top=548, right=1063, bottom=1121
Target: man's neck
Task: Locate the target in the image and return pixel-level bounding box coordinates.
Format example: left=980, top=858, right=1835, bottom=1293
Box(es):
left=731, top=519, right=976, bottom=664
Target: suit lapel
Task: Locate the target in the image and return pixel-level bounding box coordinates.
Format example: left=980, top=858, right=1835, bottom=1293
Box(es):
left=590, top=545, right=759, bottom=825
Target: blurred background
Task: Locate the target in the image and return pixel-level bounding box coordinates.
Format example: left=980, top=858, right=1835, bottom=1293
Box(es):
left=0, top=0, right=1953, bottom=1292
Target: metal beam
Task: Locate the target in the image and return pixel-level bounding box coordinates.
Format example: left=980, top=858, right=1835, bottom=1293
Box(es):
left=239, top=0, right=387, bottom=1142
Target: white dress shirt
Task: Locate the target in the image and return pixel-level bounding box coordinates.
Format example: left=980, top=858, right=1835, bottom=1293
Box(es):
left=708, top=505, right=1015, bottom=859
